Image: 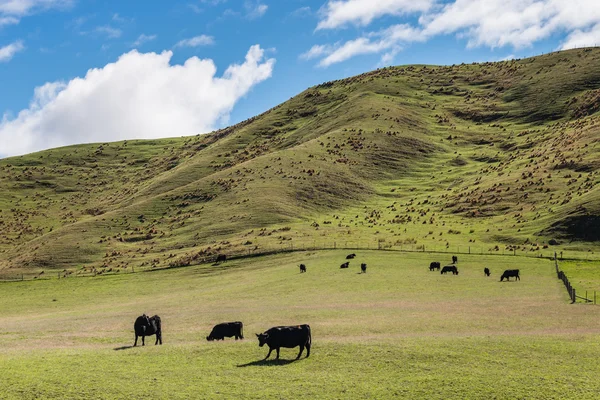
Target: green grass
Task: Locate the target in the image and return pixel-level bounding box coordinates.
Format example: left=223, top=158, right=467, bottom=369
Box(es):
left=1, top=250, right=600, bottom=399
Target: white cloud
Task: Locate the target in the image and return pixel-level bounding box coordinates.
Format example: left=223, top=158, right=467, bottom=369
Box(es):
left=561, top=23, right=600, bottom=49
left=0, top=45, right=275, bottom=157
left=244, top=1, right=267, bottom=19
left=175, top=35, right=214, bottom=48
left=317, top=0, right=434, bottom=30
left=132, top=33, right=157, bottom=48
left=299, top=44, right=334, bottom=60
left=0, top=40, right=24, bottom=62
left=309, top=0, right=600, bottom=66
left=0, top=0, right=73, bottom=25
left=0, top=15, right=18, bottom=26
left=94, top=25, right=122, bottom=39
left=310, top=24, right=424, bottom=67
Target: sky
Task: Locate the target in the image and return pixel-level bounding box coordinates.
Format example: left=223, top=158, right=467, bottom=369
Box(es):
left=1, top=0, right=599, bottom=157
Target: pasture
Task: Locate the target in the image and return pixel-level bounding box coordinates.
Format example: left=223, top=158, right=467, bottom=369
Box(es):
left=1, top=250, right=600, bottom=399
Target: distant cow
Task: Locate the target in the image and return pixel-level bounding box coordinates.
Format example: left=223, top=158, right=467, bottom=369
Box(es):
left=484, top=267, right=490, bottom=277
left=500, top=269, right=520, bottom=281
left=215, top=254, right=227, bottom=263
left=256, top=325, right=311, bottom=360
left=429, top=261, right=441, bottom=271
left=134, top=314, right=162, bottom=346
left=361, top=263, right=367, bottom=273
left=340, top=262, right=349, bottom=269
left=299, top=264, right=306, bottom=273
left=441, top=265, right=459, bottom=275
left=207, top=322, right=244, bottom=341
left=346, top=253, right=356, bottom=260
left=452, top=255, right=458, bottom=264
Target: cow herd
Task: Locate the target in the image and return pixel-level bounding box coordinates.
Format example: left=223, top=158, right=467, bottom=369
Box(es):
left=429, top=256, right=521, bottom=282
left=132, top=252, right=520, bottom=360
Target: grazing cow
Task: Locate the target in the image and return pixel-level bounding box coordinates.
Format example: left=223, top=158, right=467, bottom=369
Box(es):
left=452, top=255, right=458, bottom=264
left=361, top=263, right=367, bottom=273
left=500, top=269, right=520, bottom=281
left=134, top=314, right=162, bottom=346
left=256, top=325, right=311, bottom=360
left=346, top=253, right=356, bottom=260
left=207, top=321, right=244, bottom=341
left=484, top=267, right=490, bottom=277
left=429, top=261, right=441, bottom=271
left=299, top=264, right=306, bottom=273
left=340, top=262, right=349, bottom=269
left=441, top=265, right=459, bottom=275
left=215, top=254, right=227, bottom=263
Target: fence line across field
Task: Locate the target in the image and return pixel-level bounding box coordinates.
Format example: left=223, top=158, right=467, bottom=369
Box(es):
left=1, top=242, right=598, bottom=295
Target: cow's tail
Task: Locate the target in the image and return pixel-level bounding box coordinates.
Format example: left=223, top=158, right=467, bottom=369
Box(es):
left=241, top=322, right=244, bottom=339
left=154, top=315, right=162, bottom=333
left=306, top=324, right=312, bottom=347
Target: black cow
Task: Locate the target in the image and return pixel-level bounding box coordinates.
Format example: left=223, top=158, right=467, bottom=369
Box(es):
left=452, top=255, right=458, bottom=264
left=361, top=263, right=367, bottom=273
left=500, top=269, right=520, bottom=281
left=256, top=325, right=311, bottom=360
left=134, top=314, right=162, bottom=346
left=215, top=254, right=227, bottom=263
left=207, top=321, right=244, bottom=341
left=484, top=267, right=490, bottom=277
left=346, top=253, right=356, bottom=260
left=299, top=264, right=306, bottom=273
left=429, top=261, right=441, bottom=271
left=340, top=262, right=349, bottom=269
left=441, top=265, right=459, bottom=275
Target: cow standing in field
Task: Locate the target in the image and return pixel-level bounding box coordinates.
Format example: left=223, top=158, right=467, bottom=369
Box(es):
left=215, top=254, right=227, bottom=263
left=340, top=262, right=349, bottom=269
left=484, top=268, right=490, bottom=277
left=346, top=253, right=356, bottom=259
left=441, top=265, right=459, bottom=275
left=207, top=322, right=244, bottom=341
left=452, top=255, right=458, bottom=264
left=429, top=262, right=441, bottom=271
left=361, top=263, right=367, bottom=273
left=134, top=314, right=162, bottom=346
left=299, top=264, right=307, bottom=273
left=256, top=325, right=311, bottom=360
left=500, top=269, right=520, bottom=281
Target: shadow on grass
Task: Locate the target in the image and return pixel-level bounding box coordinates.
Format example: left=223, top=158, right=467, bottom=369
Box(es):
left=113, top=345, right=135, bottom=351
left=237, top=358, right=299, bottom=367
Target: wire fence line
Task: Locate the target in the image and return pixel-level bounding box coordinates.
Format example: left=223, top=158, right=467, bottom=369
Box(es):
left=0, top=241, right=597, bottom=285
left=554, top=253, right=597, bottom=305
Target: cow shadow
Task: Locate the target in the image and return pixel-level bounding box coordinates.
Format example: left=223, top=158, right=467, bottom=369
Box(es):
left=237, top=358, right=298, bottom=368
left=113, top=345, right=135, bottom=351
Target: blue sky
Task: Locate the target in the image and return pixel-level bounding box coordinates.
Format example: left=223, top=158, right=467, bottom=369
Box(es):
left=1, top=0, right=599, bottom=156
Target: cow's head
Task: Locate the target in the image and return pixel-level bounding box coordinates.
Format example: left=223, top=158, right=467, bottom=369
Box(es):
left=256, top=333, right=269, bottom=347
left=206, top=336, right=214, bottom=341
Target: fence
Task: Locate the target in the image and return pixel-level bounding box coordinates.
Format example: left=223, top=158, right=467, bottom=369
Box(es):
left=554, top=252, right=596, bottom=304
left=1, top=242, right=598, bottom=290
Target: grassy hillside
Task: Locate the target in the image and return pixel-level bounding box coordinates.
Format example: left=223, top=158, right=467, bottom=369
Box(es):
left=1, top=48, right=600, bottom=275
left=1, top=251, right=600, bottom=399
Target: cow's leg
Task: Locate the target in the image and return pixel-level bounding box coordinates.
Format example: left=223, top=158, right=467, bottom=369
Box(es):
left=264, top=348, right=273, bottom=360
left=275, top=347, right=280, bottom=360
left=306, top=342, right=311, bottom=358
left=297, top=345, right=304, bottom=360
left=142, top=336, right=145, bottom=346
left=134, top=335, right=138, bottom=347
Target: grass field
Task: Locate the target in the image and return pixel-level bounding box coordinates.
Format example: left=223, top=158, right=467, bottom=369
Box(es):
left=1, top=250, right=599, bottom=399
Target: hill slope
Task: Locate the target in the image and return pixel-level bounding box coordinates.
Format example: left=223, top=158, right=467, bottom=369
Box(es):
left=1, top=48, right=600, bottom=274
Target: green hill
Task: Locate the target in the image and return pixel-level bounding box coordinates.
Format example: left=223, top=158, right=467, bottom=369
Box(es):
left=1, top=47, right=600, bottom=275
